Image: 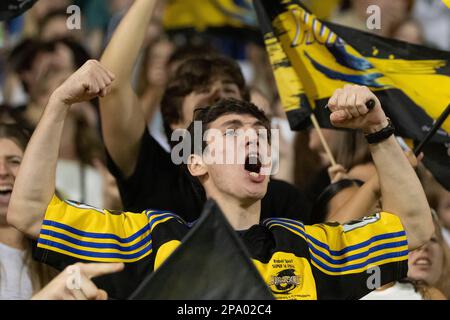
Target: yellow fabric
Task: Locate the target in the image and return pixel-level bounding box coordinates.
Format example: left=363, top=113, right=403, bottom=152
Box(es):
left=163, top=0, right=254, bottom=31
left=264, top=1, right=450, bottom=133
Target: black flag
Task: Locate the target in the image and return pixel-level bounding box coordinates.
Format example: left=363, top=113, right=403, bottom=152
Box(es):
left=0, top=0, right=38, bottom=21
left=129, top=200, right=274, bottom=300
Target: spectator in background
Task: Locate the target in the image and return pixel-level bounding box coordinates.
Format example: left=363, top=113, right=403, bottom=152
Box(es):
left=412, top=0, right=450, bottom=50
left=3, top=37, right=90, bottom=111
left=437, top=190, right=450, bottom=248
left=391, top=18, right=424, bottom=45
left=2, top=36, right=119, bottom=210
left=407, top=212, right=450, bottom=299
left=137, top=42, right=218, bottom=152
left=38, top=9, right=83, bottom=42
left=137, top=37, right=175, bottom=124
left=0, top=124, right=56, bottom=299
left=302, top=128, right=374, bottom=204
left=22, top=0, right=70, bottom=38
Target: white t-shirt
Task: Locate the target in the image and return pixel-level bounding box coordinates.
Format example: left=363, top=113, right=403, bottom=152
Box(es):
left=361, top=282, right=423, bottom=300
left=442, top=227, right=450, bottom=249
left=56, top=160, right=104, bottom=208
left=0, top=243, right=33, bottom=300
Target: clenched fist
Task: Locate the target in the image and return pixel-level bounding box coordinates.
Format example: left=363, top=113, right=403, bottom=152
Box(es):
left=52, top=60, right=115, bottom=105
left=328, top=85, right=388, bottom=134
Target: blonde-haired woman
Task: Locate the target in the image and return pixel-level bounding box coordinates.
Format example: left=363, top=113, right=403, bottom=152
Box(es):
left=0, top=123, right=56, bottom=299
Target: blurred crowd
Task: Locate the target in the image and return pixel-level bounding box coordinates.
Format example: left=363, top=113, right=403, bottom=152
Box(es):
left=0, top=0, right=449, bottom=300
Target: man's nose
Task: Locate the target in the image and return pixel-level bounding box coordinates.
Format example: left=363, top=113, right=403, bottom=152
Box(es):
left=206, top=88, right=221, bottom=104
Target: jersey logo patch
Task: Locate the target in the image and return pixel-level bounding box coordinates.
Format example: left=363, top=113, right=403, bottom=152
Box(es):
left=64, top=200, right=105, bottom=214
left=268, top=269, right=301, bottom=294
left=342, top=213, right=381, bottom=233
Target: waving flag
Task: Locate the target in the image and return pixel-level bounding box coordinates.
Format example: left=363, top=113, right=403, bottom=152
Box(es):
left=254, top=0, right=450, bottom=190
left=163, top=0, right=258, bottom=31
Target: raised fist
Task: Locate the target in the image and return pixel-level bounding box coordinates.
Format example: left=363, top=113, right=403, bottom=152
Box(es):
left=52, top=60, right=115, bottom=106
left=328, top=85, right=388, bottom=134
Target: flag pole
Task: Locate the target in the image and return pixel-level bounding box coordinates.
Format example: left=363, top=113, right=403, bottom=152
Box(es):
left=414, top=104, right=450, bottom=156
left=310, top=114, right=337, bottom=166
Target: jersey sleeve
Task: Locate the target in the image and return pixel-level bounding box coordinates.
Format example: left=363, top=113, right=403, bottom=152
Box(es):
left=35, top=195, right=153, bottom=264
left=304, top=212, right=409, bottom=300
left=33, top=195, right=184, bottom=299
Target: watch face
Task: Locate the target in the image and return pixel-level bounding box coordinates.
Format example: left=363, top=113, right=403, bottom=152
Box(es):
left=0, top=0, right=38, bottom=21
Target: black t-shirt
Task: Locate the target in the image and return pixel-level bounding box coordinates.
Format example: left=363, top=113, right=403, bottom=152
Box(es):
left=107, top=129, right=311, bottom=223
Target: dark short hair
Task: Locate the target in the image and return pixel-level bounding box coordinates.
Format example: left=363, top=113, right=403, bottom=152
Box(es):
left=311, top=179, right=364, bottom=224
left=167, top=43, right=218, bottom=67
left=161, top=56, right=250, bottom=143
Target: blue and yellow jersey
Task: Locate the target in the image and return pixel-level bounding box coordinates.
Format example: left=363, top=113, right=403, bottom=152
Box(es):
left=34, top=196, right=408, bottom=300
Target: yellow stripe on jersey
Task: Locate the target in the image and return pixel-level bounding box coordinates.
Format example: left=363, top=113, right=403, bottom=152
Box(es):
left=37, top=196, right=181, bottom=263
left=306, top=213, right=408, bottom=275
left=265, top=213, right=408, bottom=276
left=154, top=240, right=182, bottom=271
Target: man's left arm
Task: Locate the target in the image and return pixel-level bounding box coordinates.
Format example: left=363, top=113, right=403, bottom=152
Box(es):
left=327, top=85, right=433, bottom=250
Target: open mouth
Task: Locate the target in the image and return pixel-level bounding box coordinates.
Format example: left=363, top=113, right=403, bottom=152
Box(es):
left=0, top=186, right=13, bottom=205
left=245, top=154, right=262, bottom=176
left=413, top=257, right=432, bottom=267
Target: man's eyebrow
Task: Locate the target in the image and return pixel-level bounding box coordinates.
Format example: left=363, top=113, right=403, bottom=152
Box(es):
left=220, top=119, right=244, bottom=128
left=220, top=119, right=267, bottom=129
left=253, top=120, right=267, bottom=128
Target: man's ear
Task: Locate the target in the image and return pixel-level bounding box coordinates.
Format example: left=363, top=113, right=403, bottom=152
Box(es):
left=187, top=154, right=207, bottom=178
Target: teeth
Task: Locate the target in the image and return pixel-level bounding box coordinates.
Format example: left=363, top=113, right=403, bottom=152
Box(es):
left=249, top=172, right=259, bottom=177
left=415, top=258, right=430, bottom=266
left=0, top=187, right=12, bottom=192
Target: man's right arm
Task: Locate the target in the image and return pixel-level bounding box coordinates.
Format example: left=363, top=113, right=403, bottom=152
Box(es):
left=100, top=0, right=158, bottom=177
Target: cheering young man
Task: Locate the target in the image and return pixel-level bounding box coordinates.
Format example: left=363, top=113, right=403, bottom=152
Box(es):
left=8, top=61, right=433, bottom=299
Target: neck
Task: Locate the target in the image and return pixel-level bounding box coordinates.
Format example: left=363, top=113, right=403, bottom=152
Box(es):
left=0, top=220, right=26, bottom=250
left=209, top=193, right=261, bottom=231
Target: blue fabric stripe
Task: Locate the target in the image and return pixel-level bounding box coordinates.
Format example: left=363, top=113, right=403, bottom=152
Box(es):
left=265, top=217, right=305, bottom=229
left=40, top=229, right=152, bottom=252
left=37, top=238, right=152, bottom=260
left=42, top=213, right=176, bottom=243
left=310, top=250, right=408, bottom=273
left=309, top=240, right=408, bottom=265
left=266, top=219, right=407, bottom=256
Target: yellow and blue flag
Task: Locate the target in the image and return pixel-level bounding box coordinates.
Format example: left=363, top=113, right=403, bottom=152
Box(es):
left=254, top=0, right=450, bottom=190
left=163, top=0, right=257, bottom=31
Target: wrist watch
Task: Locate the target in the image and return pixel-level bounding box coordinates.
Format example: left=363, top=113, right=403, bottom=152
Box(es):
left=365, top=118, right=395, bottom=144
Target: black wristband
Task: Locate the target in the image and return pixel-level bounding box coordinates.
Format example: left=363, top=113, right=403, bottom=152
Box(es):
left=365, top=118, right=395, bottom=144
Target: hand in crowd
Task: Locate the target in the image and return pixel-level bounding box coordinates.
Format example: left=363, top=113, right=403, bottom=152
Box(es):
left=32, top=263, right=124, bottom=300
left=328, top=84, right=387, bottom=133
left=51, top=60, right=116, bottom=106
